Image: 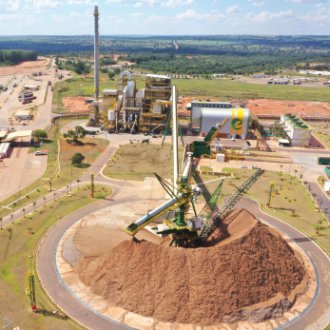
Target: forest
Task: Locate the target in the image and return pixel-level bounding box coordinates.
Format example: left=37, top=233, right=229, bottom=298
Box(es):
left=0, top=35, right=329, bottom=74
left=0, top=49, right=38, bottom=66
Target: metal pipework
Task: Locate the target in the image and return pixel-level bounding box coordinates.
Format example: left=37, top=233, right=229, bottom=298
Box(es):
left=125, top=192, right=187, bottom=235
left=181, top=152, right=193, bottom=182
left=94, top=5, right=100, bottom=100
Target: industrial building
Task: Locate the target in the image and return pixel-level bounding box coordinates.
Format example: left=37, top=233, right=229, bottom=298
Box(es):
left=280, top=114, right=312, bottom=147
left=190, top=102, right=250, bottom=139
left=191, top=101, right=232, bottom=123
left=0, top=143, right=11, bottom=158
left=104, top=72, right=171, bottom=133
left=15, top=110, right=33, bottom=121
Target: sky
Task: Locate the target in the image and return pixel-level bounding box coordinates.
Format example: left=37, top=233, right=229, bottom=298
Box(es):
left=0, top=0, right=329, bottom=35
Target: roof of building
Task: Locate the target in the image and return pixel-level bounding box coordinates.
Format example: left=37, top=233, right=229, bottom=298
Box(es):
left=283, top=114, right=309, bottom=130
left=146, top=74, right=171, bottom=80
left=0, top=142, right=10, bottom=154
left=4, top=130, right=32, bottom=142
left=15, top=109, right=32, bottom=117
left=324, top=166, right=330, bottom=178
left=200, top=107, right=250, bottom=118
left=0, top=130, right=8, bottom=139
left=102, top=89, right=117, bottom=94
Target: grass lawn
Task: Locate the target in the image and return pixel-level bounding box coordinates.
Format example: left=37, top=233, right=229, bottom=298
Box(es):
left=314, top=131, right=330, bottom=149
left=201, top=168, right=330, bottom=255
left=103, top=143, right=175, bottom=181
left=173, top=78, right=330, bottom=103
left=52, top=73, right=145, bottom=113
left=0, top=118, right=109, bottom=219
left=0, top=184, right=111, bottom=329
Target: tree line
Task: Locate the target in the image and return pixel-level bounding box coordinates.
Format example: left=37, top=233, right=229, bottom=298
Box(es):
left=0, top=50, right=37, bottom=66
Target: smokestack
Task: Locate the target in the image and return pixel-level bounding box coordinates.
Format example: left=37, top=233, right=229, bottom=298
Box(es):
left=94, top=5, right=99, bottom=100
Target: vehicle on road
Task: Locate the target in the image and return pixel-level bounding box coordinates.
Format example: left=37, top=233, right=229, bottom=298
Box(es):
left=34, top=150, right=48, bottom=156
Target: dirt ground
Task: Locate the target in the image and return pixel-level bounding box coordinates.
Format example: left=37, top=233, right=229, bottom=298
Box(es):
left=247, top=99, right=330, bottom=117
left=62, top=96, right=91, bottom=113
left=0, top=57, right=50, bottom=76
left=0, top=145, right=47, bottom=201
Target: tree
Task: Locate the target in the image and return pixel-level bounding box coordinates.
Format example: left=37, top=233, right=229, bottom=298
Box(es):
left=108, top=71, right=115, bottom=80
left=64, top=126, right=86, bottom=144
left=72, top=153, right=85, bottom=167
left=32, top=129, right=48, bottom=144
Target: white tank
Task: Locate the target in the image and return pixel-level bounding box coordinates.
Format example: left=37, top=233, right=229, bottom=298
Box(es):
left=200, top=107, right=250, bottom=139
left=108, top=110, right=115, bottom=121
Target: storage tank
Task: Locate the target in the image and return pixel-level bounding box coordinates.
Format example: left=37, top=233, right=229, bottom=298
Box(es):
left=200, top=107, right=250, bottom=139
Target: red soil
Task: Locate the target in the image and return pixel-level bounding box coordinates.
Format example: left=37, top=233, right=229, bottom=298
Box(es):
left=247, top=99, right=330, bottom=117
left=62, top=96, right=91, bottom=113
left=0, top=58, right=50, bottom=76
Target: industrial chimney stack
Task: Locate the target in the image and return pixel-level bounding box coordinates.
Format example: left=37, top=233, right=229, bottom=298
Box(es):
left=89, top=5, right=101, bottom=126
left=94, top=5, right=100, bottom=100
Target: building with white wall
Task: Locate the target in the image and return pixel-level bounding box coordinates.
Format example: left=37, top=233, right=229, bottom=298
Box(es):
left=280, top=114, right=312, bottom=147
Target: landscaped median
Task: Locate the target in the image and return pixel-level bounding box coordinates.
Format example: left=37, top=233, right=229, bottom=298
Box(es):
left=204, top=168, right=330, bottom=256
left=0, top=184, right=111, bottom=329
left=103, top=143, right=177, bottom=181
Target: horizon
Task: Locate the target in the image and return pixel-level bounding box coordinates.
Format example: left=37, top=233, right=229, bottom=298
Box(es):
left=0, top=0, right=329, bottom=35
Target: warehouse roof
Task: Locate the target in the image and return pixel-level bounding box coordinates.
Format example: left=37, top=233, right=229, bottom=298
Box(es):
left=4, top=130, right=32, bottom=142
left=283, top=114, right=309, bottom=130
left=146, top=74, right=170, bottom=80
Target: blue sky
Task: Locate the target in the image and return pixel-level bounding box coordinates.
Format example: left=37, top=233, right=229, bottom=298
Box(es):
left=0, top=0, right=329, bottom=35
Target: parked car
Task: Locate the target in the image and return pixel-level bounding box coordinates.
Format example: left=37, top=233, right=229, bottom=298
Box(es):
left=34, top=150, right=48, bottom=156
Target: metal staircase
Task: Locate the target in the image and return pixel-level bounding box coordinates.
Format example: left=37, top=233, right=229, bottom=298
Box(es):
left=199, top=168, right=264, bottom=241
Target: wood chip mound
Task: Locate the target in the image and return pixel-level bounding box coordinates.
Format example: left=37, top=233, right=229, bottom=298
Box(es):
left=75, top=210, right=306, bottom=325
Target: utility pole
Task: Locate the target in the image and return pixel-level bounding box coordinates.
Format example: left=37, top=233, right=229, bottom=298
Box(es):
left=268, top=183, right=275, bottom=207
left=90, top=173, right=95, bottom=198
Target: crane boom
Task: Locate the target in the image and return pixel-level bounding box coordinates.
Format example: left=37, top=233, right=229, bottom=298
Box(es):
left=125, top=152, right=195, bottom=236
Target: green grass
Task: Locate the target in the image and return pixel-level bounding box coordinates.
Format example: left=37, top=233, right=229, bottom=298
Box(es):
left=103, top=143, right=181, bottom=181
left=0, top=118, right=109, bottom=218
left=173, top=78, right=330, bottom=102
left=0, top=184, right=111, bottom=329
left=52, top=72, right=116, bottom=113
left=314, top=131, right=330, bottom=149
left=202, top=168, right=330, bottom=255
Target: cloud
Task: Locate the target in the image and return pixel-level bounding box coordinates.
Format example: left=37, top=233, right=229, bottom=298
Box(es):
left=29, top=0, right=60, bottom=9
left=68, top=0, right=92, bottom=4
left=129, top=12, right=144, bottom=17
left=248, top=0, right=266, bottom=6
left=175, top=8, right=225, bottom=22
left=290, top=0, right=325, bottom=3
left=161, top=0, right=193, bottom=7
left=301, top=4, right=330, bottom=24
left=246, top=10, right=293, bottom=23
left=226, top=5, right=240, bottom=14
left=7, top=0, right=20, bottom=12
left=105, top=0, right=125, bottom=4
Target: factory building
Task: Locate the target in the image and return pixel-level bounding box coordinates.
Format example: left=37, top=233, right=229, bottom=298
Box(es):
left=191, top=101, right=232, bottom=124
left=190, top=102, right=250, bottom=139
left=280, top=114, right=312, bottom=147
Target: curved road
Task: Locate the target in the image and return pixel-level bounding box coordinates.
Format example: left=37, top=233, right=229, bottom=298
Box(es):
left=36, top=191, right=330, bottom=330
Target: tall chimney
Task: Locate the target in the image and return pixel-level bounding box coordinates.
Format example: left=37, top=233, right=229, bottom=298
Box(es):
left=94, top=5, right=100, bottom=100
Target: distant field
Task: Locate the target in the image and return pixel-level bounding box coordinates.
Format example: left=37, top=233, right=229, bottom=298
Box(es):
left=174, top=78, right=330, bottom=103
left=53, top=73, right=330, bottom=107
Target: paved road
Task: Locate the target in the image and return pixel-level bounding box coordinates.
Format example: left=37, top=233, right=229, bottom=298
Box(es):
left=36, top=199, right=133, bottom=330
left=305, top=182, right=330, bottom=221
